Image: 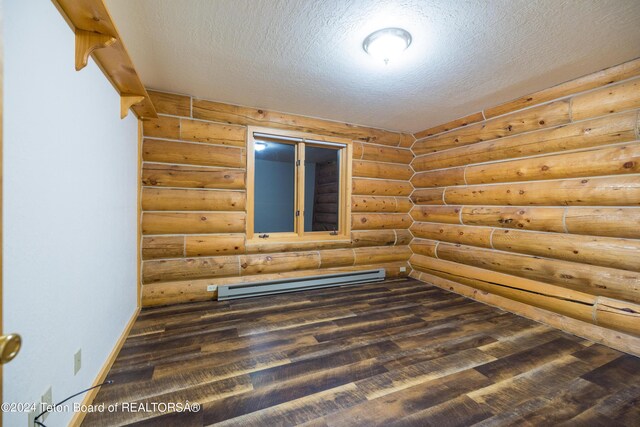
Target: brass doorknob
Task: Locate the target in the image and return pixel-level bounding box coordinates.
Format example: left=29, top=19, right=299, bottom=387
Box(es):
left=0, top=334, right=22, bottom=364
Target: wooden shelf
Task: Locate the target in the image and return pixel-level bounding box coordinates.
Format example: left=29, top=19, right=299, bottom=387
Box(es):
left=52, top=0, right=157, bottom=120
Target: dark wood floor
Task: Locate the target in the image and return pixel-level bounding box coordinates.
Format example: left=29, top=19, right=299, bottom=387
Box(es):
left=83, top=278, right=640, bottom=426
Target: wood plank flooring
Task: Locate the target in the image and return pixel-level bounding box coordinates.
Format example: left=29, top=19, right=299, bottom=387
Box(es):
left=82, top=278, right=640, bottom=426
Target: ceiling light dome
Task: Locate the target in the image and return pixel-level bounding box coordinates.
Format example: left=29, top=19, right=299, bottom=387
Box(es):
left=363, top=27, right=412, bottom=64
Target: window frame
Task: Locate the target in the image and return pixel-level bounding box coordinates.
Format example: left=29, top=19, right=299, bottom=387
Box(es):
left=246, top=126, right=352, bottom=243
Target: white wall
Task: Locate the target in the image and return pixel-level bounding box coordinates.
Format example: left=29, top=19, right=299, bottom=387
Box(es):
left=3, top=1, right=138, bottom=426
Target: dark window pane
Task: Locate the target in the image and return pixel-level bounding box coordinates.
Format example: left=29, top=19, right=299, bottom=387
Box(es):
left=304, top=145, right=340, bottom=232
left=254, top=141, right=295, bottom=233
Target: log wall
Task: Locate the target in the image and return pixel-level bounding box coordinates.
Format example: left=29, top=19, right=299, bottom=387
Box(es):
left=141, top=91, right=415, bottom=306
left=410, top=58, right=640, bottom=345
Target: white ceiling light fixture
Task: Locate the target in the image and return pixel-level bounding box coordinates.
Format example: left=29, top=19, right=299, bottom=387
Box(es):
left=363, top=27, right=412, bottom=64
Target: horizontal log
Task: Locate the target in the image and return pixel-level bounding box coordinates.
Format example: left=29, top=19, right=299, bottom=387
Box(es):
left=316, top=193, right=340, bottom=204
left=225, top=229, right=391, bottom=258
left=411, top=167, right=465, bottom=188
left=316, top=183, right=339, bottom=194
left=457, top=206, right=640, bottom=238
left=350, top=230, right=396, bottom=247
left=315, top=203, right=337, bottom=214
left=239, top=251, right=320, bottom=275
left=484, top=58, right=640, bottom=118
left=571, top=78, right=640, bottom=121
left=412, top=112, right=638, bottom=172
left=313, top=213, right=339, bottom=224
left=319, top=248, right=355, bottom=268
left=461, top=206, right=565, bottom=233
left=143, top=255, right=240, bottom=283
left=414, top=263, right=640, bottom=338
left=147, top=90, right=191, bottom=117
left=141, top=188, right=246, bottom=211
left=142, top=212, right=246, bottom=234
left=351, top=213, right=412, bottom=230
left=565, top=207, right=640, bottom=239
left=464, top=141, right=640, bottom=184
left=491, top=228, right=640, bottom=272
left=192, top=98, right=404, bottom=146
left=143, top=139, right=246, bottom=168
left=313, top=224, right=338, bottom=231
left=142, top=163, right=246, bottom=189
left=359, top=143, right=413, bottom=164
left=351, top=196, right=410, bottom=213
left=411, top=254, right=594, bottom=304
left=410, top=222, right=492, bottom=248
left=352, top=160, right=413, bottom=180
left=412, top=270, right=640, bottom=357
left=411, top=188, right=445, bottom=205
left=395, top=229, right=413, bottom=245
left=353, top=246, right=412, bottom=265
left=413, top=101, right=570, bottom=155
left=142, top=236, right=184, bottom=260
left=434, top=242, right=640, bottom=303
left=180, top=118, right=246, bottom=147
left=141, top=261, right=411, bottom=306
left=595, top=297, right=640, bottom=337
left=410, top=239, right=438, bottom=257
left=414, top=111, right=485, bottom=140
left=316, top=174, right=338, bottom=186
left=316, top=165, right=337, bottom=178
left=185, top=234, right=246, bottom=257
left=352, top=178, right=413, bottom=196
left=410, top=254, right=594, bottom=322
left=142, top=115, right=180, bottom=139
left=410, top=205, right=461, bottom=223
left=247, top=239, right=349, bottom=254
left=444, top=175, right=640, bottom=206
left=418, top=220, right=640, bottom=272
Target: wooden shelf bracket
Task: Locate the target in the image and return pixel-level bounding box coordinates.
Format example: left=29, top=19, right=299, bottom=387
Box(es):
left=52, top=0, right=158, bottom=119
left=120, top=95, right=146, bottom=119
left=75, top=29, right=116, bottom=71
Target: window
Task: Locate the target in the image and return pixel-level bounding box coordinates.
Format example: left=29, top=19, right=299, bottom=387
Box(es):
left=247, top=127, right=352, bottom=241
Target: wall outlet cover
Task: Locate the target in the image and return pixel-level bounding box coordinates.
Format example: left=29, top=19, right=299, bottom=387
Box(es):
left=400, top=267, right=407, bottom=272
left=42, top=387, right=52, bottom=407
left=27, top=410, right=37, bottom=427
left=74, top=349, right=82, bottom=375
left=40, top=387, right=53, bottom=421
left=207, top=285, right=217, bottom=292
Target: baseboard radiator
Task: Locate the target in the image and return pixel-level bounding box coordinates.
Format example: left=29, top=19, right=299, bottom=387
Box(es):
left=217, top=269, right=386, bottom=301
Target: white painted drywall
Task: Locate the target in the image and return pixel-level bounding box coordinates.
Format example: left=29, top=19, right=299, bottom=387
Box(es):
left=3, top=1, right=138, bottom=426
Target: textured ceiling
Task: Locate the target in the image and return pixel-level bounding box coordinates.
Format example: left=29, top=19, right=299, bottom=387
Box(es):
left=106, top=0, right=640, bottom=133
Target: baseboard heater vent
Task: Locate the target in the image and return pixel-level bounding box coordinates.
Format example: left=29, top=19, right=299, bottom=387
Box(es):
left=217, top=269, right=385, bottom=301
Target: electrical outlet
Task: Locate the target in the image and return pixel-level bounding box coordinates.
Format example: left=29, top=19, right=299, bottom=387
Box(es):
left=74, top=349, right=82, bottom=375
left=400, top=267, right=407, bottom=272
left=207, top=285, right=217, bottom=292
